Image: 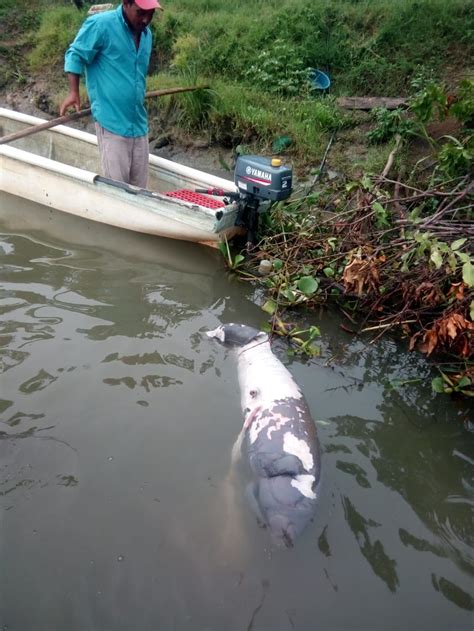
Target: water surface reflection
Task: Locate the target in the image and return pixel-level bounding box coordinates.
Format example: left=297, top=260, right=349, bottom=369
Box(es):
left=0, top=194, right=472, bottom=630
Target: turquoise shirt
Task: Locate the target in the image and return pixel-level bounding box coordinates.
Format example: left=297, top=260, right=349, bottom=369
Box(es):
left=64, top=5, right=152, bottom=137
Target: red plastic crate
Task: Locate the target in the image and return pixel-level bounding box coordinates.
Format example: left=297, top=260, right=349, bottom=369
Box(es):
left=165, top=189, right=225, bottom=209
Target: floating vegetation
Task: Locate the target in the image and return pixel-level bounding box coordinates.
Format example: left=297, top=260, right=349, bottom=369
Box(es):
left=224, top=81, right=474, bottom=398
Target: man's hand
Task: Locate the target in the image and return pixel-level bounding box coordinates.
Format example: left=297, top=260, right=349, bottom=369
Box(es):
left=60, top=91, right=81, bottom=116
left=60, top=73, right=82, bottom=116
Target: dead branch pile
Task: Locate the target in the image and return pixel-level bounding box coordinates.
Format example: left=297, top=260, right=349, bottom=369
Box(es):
left=248, top=167, right=473, bottom=374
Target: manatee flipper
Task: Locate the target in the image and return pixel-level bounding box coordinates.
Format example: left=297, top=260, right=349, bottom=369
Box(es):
left=245, top=482, right=266, bottom=529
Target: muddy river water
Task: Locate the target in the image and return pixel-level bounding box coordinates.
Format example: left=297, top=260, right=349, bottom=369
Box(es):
left=0, top=193, right=472, bottom=630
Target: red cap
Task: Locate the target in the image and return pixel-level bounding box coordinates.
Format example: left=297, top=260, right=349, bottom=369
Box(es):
left=135, top=0, right=162, bottom=9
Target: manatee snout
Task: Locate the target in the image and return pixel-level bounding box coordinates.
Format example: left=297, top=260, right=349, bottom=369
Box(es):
left=206, top=323, right=264, bottom=347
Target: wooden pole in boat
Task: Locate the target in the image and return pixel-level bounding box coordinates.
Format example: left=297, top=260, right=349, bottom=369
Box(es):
left=0, top=85, right=210, bottom=146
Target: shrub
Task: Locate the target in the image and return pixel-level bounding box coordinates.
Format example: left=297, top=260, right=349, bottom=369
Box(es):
left=367, top=108, right=416, bottom=144
left=243, top=40, right=311, bottom=97
left=438, top=136, right=474, bottom=178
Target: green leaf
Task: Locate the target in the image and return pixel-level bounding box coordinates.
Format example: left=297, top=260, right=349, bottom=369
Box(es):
left=233, top=254, right=245, bottom=266
left=306, top=193, right=320, bottom=205
left=462, top=260, right=474, bottom=287
left=219, top=236, right=233, bottom=266
left=451, top=238, right=467, bottom=251
left=361, top=175, right=372, bottom=191
left=372, top=201, right=385, bottom=214
left=345, top=181, right=359, bottom=192
left=262, top=299, right=277, bottom=315
left=430, top=248, right=443, bottom=269
left=281, top=288, right=296, bottom=302
left=297, top=276, right=319, bottom=295
left=306, top=344, right=321, bottom=357
left=447, top=253, right=457, bottom=273
left=456, top=252, right=470, bottom=264
left=400, top=252, right=411, bottom=272
left=409, top=206, right=422, bottom=221
left=390, top=379, right=409, bottom=388
left=323, top=267, right=335, bottom=278
left=457, top=376, right=472, bottom=389
left=273, top=259, right=283, bottom=271
left=431, top=377, right=446, bottom=393
left=389, top=378, right=422, bottom=388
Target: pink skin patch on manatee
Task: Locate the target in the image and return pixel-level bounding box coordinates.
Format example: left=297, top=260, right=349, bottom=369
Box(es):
left=244, top=406, right=262, bottom=430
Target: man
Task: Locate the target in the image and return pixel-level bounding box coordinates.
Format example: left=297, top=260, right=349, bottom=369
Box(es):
left=60, top=0, right=162, bottom=188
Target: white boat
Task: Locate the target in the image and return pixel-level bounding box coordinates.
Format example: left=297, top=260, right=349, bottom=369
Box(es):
left=0, top=107, right=240, bottom=246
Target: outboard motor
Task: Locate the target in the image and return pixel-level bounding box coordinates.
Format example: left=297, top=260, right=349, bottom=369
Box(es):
left=197, top=155, right=293, bottom=247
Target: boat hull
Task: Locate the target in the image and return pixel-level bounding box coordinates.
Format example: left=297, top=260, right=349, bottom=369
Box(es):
left=0, top=108, right=240, bottom=245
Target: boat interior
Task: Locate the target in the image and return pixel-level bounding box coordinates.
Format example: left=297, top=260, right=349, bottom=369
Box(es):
left=0, top=109, right=234, bottom=206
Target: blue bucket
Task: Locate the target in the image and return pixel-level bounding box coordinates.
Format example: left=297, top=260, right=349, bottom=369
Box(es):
left=309, top=69, right=331, bottom=91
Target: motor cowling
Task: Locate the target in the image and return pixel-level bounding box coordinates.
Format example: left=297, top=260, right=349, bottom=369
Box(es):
left=195, top=155, right=293, bottom=247
left=234, top=155, right=292, bottom=202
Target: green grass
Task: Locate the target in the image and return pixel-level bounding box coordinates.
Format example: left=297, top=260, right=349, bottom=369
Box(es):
left=12, top=0, right=473, bottom=95
left=2, top=0, right=471, bottom=166
left=28, top=6, right=85, bottom=71
left=146, top=73, right=347, bottom=160
left=153, top=0, right=472, bottom=95
left=23, top=0, right=473, bottom=97
left=0, top=0, right=42, bottom=33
